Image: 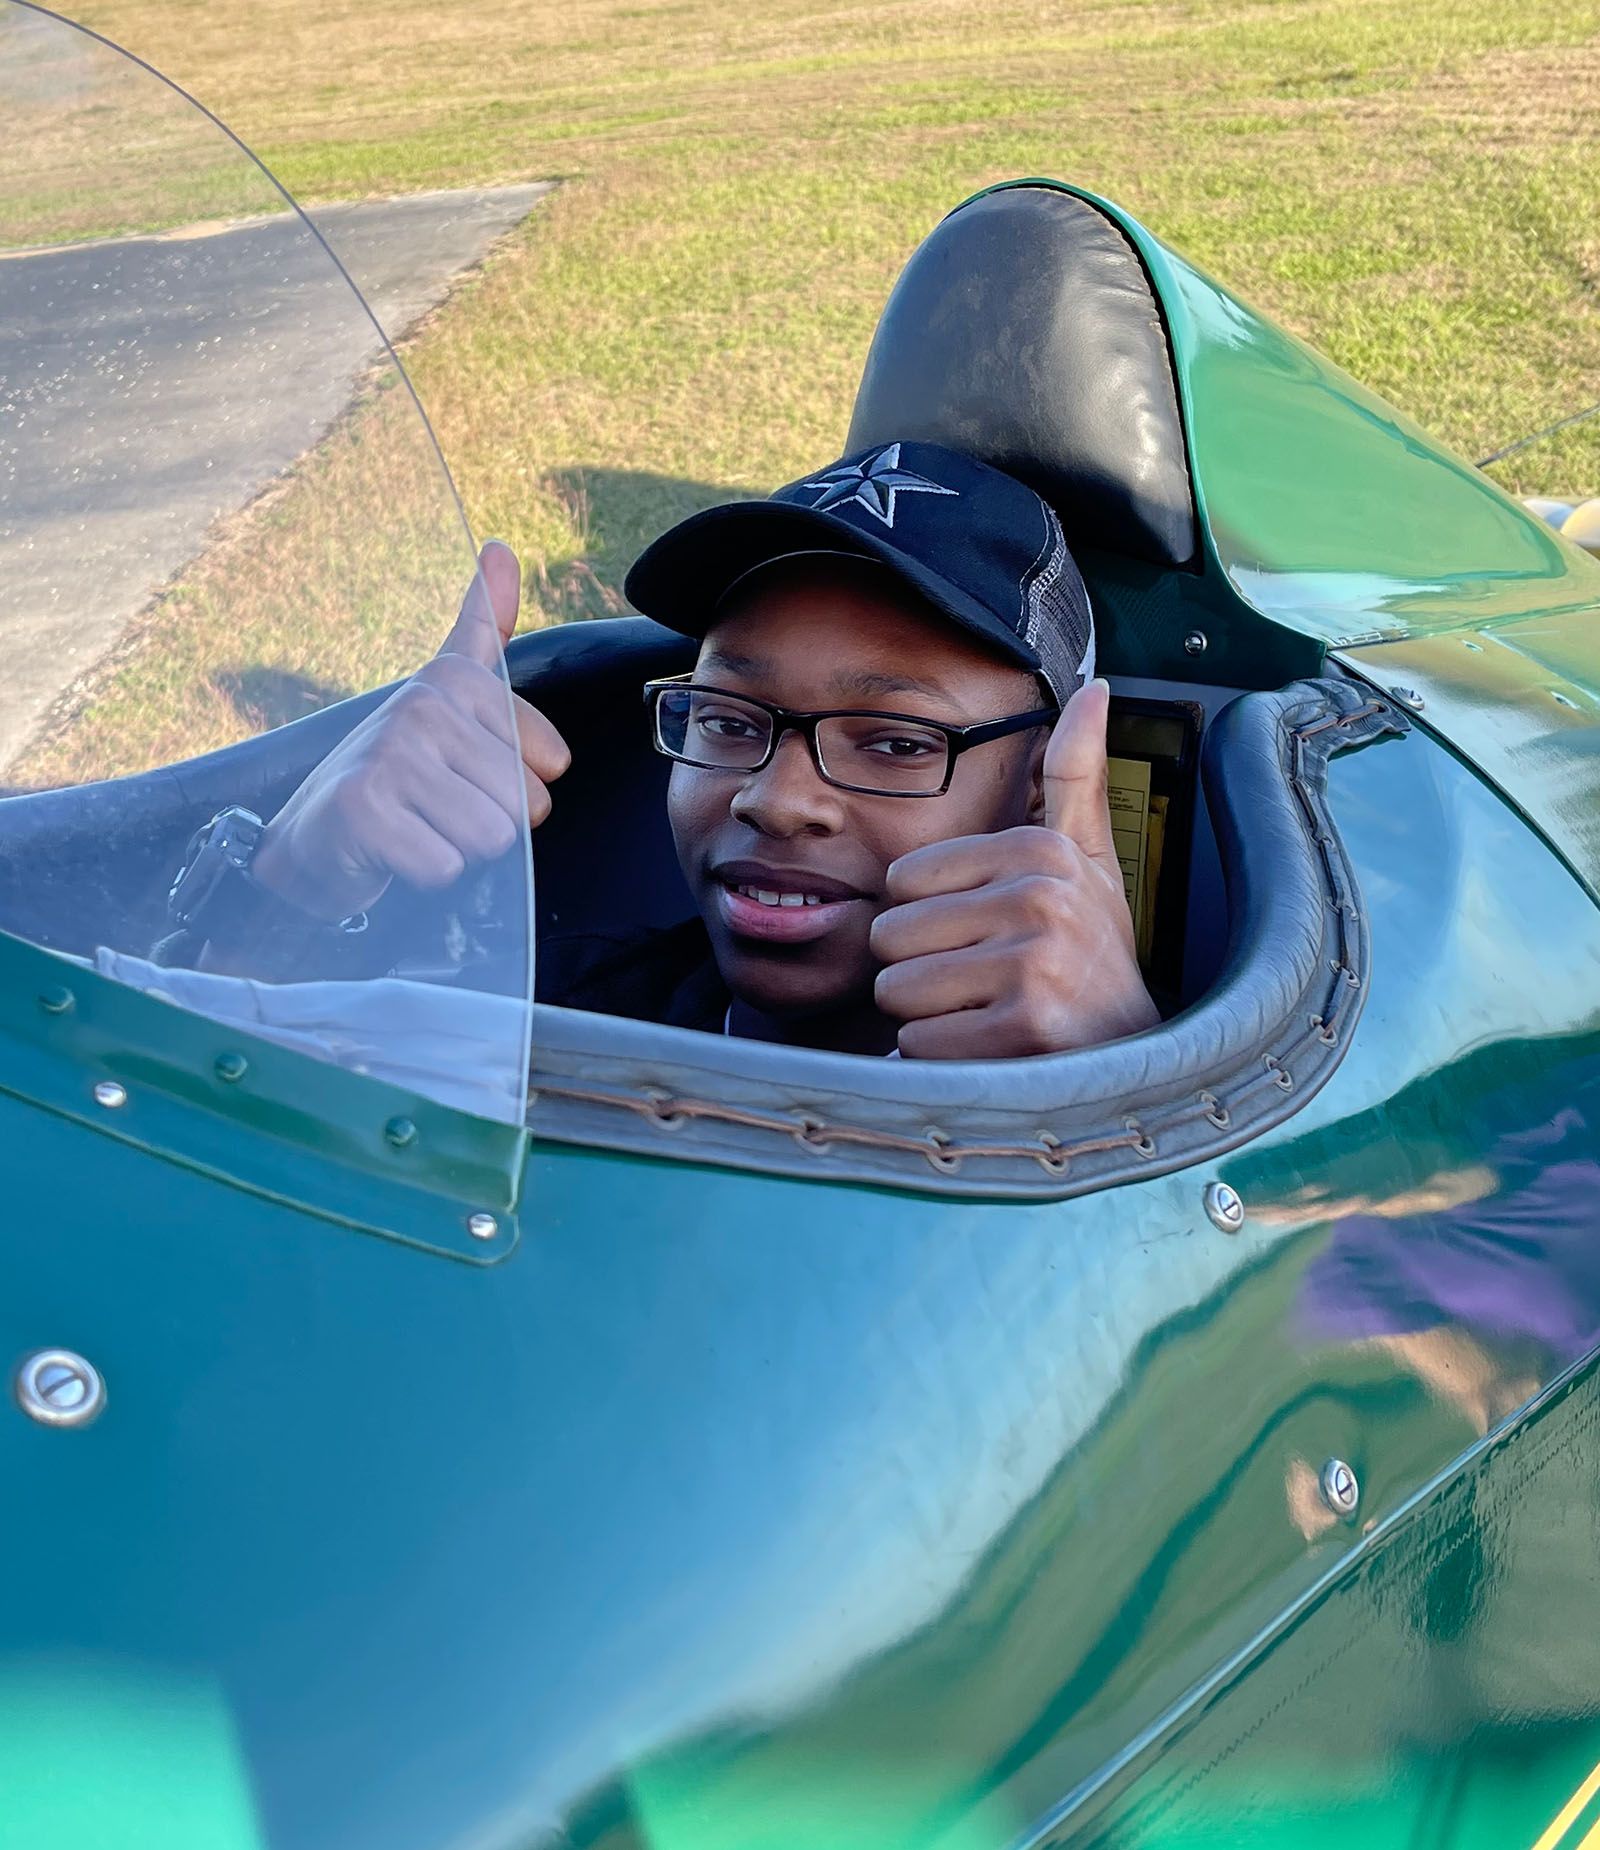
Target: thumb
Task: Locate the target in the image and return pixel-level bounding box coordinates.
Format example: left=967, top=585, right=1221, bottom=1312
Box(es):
left=1042, top=677, right=1118, bottom=871
left=441, top=539, right=521, bottom=666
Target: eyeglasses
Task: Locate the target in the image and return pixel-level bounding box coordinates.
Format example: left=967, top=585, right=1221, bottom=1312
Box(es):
left=643, top=677, right=1057, bottom=797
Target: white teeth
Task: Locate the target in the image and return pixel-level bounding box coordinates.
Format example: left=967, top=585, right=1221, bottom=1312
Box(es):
left=735, top=884, right=830, bottom=909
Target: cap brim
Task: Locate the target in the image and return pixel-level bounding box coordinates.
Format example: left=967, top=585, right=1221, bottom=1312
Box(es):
left=623, top=499, right=1044, bottom=682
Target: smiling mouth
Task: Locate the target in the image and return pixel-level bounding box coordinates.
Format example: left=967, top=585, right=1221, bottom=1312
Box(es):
left=712, top=871, right=865, bottom=945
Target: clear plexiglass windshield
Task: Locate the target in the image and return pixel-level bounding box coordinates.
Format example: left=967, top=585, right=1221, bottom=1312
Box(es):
left=0, top=1, right=533, bottom=1123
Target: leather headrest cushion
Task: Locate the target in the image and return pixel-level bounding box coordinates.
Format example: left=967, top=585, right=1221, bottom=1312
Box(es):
left=846, top=185, right=1197, bottom=568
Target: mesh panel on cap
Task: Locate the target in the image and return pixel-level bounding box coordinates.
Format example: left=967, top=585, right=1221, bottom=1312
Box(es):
left=1022, top=505, right=1095, bottom=703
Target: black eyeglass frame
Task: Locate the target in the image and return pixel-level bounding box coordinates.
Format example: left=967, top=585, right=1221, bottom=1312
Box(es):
left=642, top=676, right=1058, bottom=798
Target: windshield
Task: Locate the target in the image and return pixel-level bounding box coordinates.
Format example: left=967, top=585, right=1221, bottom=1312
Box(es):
left=0, top=1, right=533, bottom=1123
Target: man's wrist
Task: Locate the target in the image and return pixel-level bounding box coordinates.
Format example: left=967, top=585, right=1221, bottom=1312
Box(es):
left=161, top=808, right=374, bottom=977
left=249, top=818, right=384, bottom=923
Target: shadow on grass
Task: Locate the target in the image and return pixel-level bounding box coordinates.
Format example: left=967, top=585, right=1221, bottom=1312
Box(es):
left=210, top=665, right=354, bottom=730
left=531, top=466, right=755, bottom=624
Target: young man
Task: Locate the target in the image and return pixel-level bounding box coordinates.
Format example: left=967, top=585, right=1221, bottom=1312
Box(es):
left=245, top=442, right=1158, bottom=1060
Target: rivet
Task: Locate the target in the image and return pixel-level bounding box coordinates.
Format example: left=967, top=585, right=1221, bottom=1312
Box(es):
left=15, top=1348, right=106, bottom=1429
left=385, top=1116, right=418, bottom=1149
left=1183, top=630, right=1208, bottom=656
left=92, top=1080, right=127, bottom=1110
left=1388, top=685, right=1425, bottom=712
left=1204, top=1180, right=1245, bottom=1233
left=37, top=986, right=75, bottom=1015
left=213, top=1051, right=248, bottom=1083
left=1320, top=1457, right=1360, bottom=1516
left=466, top=1211, right=498, bottom=1241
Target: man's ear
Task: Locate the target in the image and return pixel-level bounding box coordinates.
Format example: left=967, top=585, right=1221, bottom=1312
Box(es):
left=1024, top=729, right=1051, bottom=826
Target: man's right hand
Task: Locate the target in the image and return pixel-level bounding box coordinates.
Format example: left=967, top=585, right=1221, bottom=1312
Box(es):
left=251, top=541, right=570, bottom=922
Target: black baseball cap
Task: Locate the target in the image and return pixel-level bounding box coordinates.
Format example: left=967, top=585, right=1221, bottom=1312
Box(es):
left=623, top=440, right=1095, bottom=704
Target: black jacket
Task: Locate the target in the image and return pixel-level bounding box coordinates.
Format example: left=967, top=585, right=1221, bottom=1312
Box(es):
left=537, top=917, right=728, bottom=1032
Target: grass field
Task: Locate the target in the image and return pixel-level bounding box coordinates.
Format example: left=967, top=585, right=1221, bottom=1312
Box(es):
left=21, top=0, right=1600, bottom=778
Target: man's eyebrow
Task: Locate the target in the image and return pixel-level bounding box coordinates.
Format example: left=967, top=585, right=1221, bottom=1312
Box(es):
left=834, top=667, right=958, bottom=702
left=698, top=649, right=956, bottom=704
left=699, top=646, right=763, bottom=678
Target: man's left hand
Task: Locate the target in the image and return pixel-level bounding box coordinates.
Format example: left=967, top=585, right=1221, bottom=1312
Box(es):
left=869, top=679, right=1160, bottom=1060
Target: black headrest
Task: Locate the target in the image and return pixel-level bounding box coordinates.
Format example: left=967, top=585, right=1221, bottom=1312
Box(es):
left=846, top=185, right=1197, bottom=568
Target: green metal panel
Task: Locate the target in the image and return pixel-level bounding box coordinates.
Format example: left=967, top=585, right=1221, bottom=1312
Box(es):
left=3, top=720, right=1597, bottom=1848
left=1051, top=1353, right=1600, bottom=1850
left=1338, top=613, right=1600, bottom=905
left=0, top=934, right=528, bottom=1258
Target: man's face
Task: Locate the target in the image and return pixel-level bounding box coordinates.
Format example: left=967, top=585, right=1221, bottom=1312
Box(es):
left=667, top=555, right=1046, bottom=1029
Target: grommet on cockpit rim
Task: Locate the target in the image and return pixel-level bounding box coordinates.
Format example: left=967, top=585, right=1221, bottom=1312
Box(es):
left=1198, top=1089, right=1231, bottom=1130
left=1123, top=1117, right=1156, bottom=1158
left=466, top=1212, right=499, bottom=1241
left=92, top=1079, right=127, bottom=1110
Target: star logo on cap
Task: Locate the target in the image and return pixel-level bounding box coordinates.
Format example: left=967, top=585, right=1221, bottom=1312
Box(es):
left=797, top=443, right=958, bottom=528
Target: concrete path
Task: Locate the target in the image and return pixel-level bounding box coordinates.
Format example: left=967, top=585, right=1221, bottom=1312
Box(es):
left=0, top=181, right=549, bottom=771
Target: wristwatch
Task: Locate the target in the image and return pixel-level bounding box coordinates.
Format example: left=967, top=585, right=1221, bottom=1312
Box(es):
left=165, top=806, right=368, bottom=971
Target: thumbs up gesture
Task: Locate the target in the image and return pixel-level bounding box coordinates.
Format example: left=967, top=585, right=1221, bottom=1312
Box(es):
left=251, top=540, right=570, bottom=922
left=869, top=679, right=1159, bottom=1060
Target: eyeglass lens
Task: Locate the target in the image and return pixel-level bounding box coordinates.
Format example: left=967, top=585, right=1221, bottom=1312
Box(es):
left=654, top=687, right=952, bottom=793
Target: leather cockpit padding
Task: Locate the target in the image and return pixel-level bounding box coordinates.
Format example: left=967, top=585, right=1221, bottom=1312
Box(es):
left=846, top=184, right=1198, bottom=569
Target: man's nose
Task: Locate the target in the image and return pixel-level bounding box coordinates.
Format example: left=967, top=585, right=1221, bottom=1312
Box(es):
left=729, top=728, right=846, bottom=837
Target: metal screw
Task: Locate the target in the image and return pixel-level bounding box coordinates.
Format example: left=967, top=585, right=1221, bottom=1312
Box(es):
left=1183, top=630, right=1208, bottom=656
left=1389, top=686, right=1425, bottom=712
left=15, top=1349, right=106, bottom=1429
left=37, top=986, right=75, bottom=1015
left=466, top=1212, right=498, bottom=1241
left=1203, top=1180, right=1244, bottom=1234
left=385, top=1116, right=418, bottom=1150
left=92, top=1080, right=127, bottom=1110
left=1320, top=1458, right=1360, bottom=1516
left=214, top=1052, right=248, bottom=1083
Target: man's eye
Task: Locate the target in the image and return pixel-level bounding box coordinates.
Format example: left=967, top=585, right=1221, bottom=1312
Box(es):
left=858, top=730, right=943, bottom=758
left=695, top=711, right=762, bottom=741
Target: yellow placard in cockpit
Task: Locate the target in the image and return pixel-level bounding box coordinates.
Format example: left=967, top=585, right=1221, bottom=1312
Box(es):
left=1106, top=755, right=1152, bottom=952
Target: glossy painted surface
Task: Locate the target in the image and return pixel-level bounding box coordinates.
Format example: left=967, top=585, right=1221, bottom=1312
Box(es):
left=1339, top=612, right=1600, bottom=904
left=3, top=720, right=1598, bottom=1848
left=1054, top=1352, right=1600, bottom=1850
